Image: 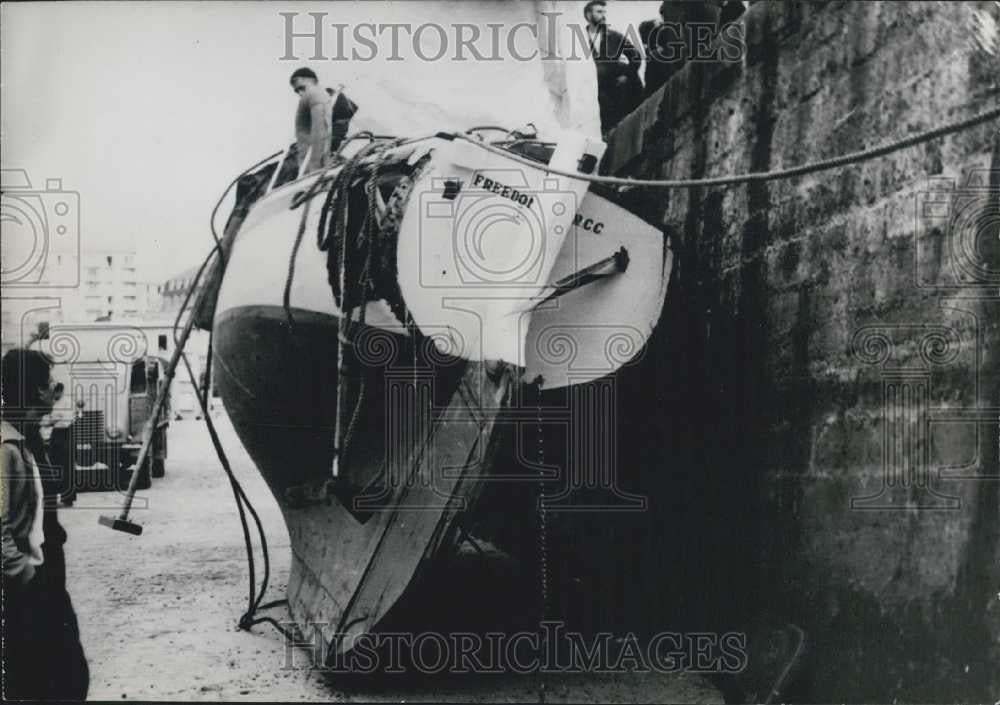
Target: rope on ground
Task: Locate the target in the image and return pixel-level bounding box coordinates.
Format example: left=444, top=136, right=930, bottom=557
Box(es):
left=177, top=343, right=293, bottom=641
left=456, top=104, right=1000, bottom=189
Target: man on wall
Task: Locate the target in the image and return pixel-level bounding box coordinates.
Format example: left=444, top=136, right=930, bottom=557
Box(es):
left=582, top=0, right=643, bottom=135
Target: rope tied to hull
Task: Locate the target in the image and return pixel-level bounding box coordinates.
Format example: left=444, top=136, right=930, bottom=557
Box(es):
left=310, top=139, right=432, bottom=476
left=456, top=104, right=1000, bottom=189
left=332, top=162, right=385, bottom=464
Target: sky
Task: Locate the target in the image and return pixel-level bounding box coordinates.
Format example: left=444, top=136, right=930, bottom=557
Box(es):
left=1, top=0, right=660, bottom=284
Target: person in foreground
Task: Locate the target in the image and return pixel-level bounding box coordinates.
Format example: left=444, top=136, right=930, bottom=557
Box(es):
left=2, top=348, right=89, bottom=701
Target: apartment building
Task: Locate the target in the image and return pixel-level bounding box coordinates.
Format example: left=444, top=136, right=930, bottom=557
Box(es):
left=79, top=250, right=152, bottom=321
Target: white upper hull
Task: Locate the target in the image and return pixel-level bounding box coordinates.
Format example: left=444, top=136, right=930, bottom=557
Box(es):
left=214, top=133, right=672, bottom=389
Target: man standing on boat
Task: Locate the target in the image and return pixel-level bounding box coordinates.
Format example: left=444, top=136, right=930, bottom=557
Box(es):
left=289, top=67, right=359, bottom=173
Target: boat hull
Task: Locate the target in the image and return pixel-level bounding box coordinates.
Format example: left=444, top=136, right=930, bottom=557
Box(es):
left=214, top=301, right=515, bottom=655
left=210, top=133, right=672, bottom=659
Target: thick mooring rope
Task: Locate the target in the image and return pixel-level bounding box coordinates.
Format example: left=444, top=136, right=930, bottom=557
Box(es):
left=457, top=104, right=999, bottom=189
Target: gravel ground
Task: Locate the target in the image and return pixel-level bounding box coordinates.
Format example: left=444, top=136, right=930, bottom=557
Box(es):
left=61, top=417, right=723, bottom=703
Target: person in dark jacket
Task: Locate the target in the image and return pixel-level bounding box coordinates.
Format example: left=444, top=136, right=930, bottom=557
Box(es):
left=639, top=0, right=725, bottom=98
left=2, top=348, right=89, bottom=701
left=583, top=0, right=643, bottom=134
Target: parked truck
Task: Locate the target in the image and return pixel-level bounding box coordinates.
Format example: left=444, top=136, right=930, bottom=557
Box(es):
left=37, top=323, right=172, bottom=494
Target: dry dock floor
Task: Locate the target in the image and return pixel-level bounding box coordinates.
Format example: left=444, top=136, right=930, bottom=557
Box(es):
left=62, top=417, right=723, bottom=703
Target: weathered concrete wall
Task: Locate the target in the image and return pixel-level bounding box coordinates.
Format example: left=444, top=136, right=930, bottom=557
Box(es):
left=602, top=1, right=999, bottom=701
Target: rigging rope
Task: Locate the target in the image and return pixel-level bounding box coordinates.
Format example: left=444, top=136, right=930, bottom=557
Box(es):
left=165, top=98, right=996, bottom=649
left=171, top=153, right=295, bottom=642
left=321, top=138, right=416, bottom=469
left=327, top=141, right=389, bottom=475
left=456, top=104, right=1000, bottom=189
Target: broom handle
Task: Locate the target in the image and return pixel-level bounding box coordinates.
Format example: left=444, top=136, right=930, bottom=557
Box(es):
left=114, top=308, right=199, bottom=521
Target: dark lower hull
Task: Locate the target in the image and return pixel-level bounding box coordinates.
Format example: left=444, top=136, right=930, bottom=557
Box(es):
left=213, top=304, right=522, bottom=654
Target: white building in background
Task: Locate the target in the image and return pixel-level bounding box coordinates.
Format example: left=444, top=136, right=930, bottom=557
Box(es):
left=2, top=249, right=182, bottom=375
left=79, top=249, right=151, bottom=321
left=157, top=263, right=203, bottom=316
left=140, top=280, right=162, bottom=315
left=2, top=234, right=211, bottom=415
left=145, top=263, right=213, bottom=417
